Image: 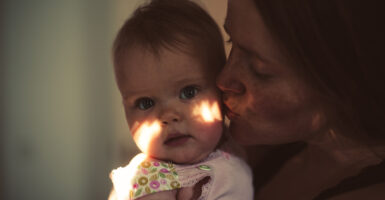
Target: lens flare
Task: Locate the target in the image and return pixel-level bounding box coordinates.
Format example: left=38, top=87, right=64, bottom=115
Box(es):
left=133, top=120, right=162, bottom=153
left=109, top=154, right=147, bottom=200
left=193, top=100, right=222, bottom=122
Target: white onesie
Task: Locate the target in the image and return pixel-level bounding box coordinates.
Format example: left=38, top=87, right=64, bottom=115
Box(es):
left=113, top=150, right=253, bottom=200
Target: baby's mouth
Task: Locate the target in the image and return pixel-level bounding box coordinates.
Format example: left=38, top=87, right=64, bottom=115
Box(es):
left=164, top=133, right=192, bottom=147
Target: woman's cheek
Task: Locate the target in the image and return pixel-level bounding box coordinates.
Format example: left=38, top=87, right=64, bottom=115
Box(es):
left=248, top=87, right=302, bottom=122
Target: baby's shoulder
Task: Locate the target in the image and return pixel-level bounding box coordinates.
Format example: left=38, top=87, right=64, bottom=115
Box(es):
left=197, top=150, right=254, bottom=199
left=111, top=154, right=180, bottom=200
left=212, top=150, right=251, bottom=171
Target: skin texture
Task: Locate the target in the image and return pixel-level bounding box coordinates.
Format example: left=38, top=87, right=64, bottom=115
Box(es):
left=217, top=0, right=385, bottom=199
left=118, top=46, right=223, bottom=165
left=217, top=0, right=326, bottom=145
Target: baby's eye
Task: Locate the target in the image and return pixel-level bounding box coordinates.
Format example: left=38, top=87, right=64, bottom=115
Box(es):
left=180, top=85, right=199, bottom=100
left=135, top=97, right=155, bottom=110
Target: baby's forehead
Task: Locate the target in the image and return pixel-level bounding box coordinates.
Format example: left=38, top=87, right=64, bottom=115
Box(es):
left=122, top=45, right=214, bottom=73
left=117, top=46, right=217, bottom=87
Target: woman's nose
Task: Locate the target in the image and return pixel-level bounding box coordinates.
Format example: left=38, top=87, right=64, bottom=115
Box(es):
left=217, top=76, right=246, bottom=95
left=216, top=66, right=246, bottom=95
left=216, top=47, right=246, bottom=95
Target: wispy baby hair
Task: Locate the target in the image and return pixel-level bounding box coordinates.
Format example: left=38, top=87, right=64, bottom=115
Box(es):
left=113, top=0, right=226, bottom=79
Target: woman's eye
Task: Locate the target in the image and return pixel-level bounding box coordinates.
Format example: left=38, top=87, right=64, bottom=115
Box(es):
left=135, top=97, right=154, bottom=110
left=251, top=65, right=271, bottom=80
left=180, top=86, right=199, bottom=100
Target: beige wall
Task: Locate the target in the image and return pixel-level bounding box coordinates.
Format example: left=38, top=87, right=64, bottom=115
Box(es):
left=1, top=1, right=228, bottom=200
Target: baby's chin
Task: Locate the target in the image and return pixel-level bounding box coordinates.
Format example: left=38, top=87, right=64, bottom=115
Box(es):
left=150, top=151, right=210, bottom=165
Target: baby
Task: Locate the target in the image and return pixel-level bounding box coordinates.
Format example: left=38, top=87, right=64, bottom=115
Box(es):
left=109, top=0, right=253, bottom=199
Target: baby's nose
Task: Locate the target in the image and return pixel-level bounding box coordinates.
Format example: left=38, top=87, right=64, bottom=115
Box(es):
left=162, top=118, right=179, bottom=125
left=160, top=109, right=181, bottom=125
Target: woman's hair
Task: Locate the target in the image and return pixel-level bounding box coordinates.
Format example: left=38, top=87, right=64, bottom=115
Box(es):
left=113, top=0, right=226, bottom=80
left=253, top=0, right=385, bottom=139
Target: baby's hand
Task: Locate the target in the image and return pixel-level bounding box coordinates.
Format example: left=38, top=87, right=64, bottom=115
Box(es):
left=109, top=188, right=177, bottom=200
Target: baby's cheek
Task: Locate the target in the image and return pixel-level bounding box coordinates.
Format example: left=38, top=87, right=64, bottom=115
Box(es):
left=130, top=120, right=163, bottom=155
left=189, top=99, right=223, bottom=123
left=194, top=120, right=223, bottom=140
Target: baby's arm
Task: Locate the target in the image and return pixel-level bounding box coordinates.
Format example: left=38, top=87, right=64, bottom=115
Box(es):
left=137, top=184, right=204, bottom=200
left=108, top=188, right=178, bottom=200
left=137, top=189, right=177, bottom=200
left=110, top=154, right=209, bottom=200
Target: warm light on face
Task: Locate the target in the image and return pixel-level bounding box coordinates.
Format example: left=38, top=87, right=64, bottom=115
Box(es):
left=109, top=102, right=222, bottom=199
left=133, top=120, right=162, bottom=153
left=108, top=122, right=161, bottom=200
left=109, top=154, right=147, bottom=200
left=193, top=100, right=222, bottom=122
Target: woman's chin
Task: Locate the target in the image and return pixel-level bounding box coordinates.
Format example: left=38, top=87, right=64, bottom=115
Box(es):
left=229, top=120, right=257, bottom=145
left=164, top=151, right=209, bottom=165
left=229, top=120, right=292, bottom=145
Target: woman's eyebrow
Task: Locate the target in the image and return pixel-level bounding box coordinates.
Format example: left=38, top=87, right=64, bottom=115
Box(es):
left=238, top=43, right=268, bottom=64
left=223, top=19, right=268, bottom=63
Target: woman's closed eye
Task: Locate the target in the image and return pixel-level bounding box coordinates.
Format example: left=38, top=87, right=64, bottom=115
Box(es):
left=180, top=85, right=200, bottom=100
left=135, top=97, right=155, bottom=110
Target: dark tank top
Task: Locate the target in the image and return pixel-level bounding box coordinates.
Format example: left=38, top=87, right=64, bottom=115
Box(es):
left=253, top=142, right=385, bottom=200
left=314, top=160, right=385, bottom=199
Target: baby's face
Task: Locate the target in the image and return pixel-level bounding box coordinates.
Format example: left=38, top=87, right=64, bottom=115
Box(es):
left=118, top=47, right=223, bottom=164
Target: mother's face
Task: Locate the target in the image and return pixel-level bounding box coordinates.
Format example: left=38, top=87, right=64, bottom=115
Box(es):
left=217, top=0, right=325, bottom=145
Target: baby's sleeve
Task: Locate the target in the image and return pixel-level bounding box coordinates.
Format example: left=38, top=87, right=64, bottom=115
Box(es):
left=110, top=154, right=181, bottom=200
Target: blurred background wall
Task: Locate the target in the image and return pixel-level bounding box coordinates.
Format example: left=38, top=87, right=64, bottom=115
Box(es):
left=0, top=0, right=227, bottom=199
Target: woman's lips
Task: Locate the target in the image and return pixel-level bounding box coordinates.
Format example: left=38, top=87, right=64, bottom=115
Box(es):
left=225, top=105, right=240, bottom=120
left=164, top=133, right=191, bottom=147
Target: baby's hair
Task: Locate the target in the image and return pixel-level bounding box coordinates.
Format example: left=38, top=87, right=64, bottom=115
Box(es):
left=113, top=0, right=226, bottom=81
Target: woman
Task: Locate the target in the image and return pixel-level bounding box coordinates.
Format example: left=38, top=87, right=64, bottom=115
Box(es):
left=217, top=0, right=385, bottom=199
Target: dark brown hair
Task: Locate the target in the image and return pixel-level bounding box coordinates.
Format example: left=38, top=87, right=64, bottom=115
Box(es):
left=113, top=0, right=226, bottom=81
left=253, top=0, right=385, bottom=139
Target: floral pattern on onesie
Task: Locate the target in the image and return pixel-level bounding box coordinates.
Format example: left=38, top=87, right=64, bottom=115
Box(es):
left=129, top=160, right=181, bottom=199
left=111, top=150, right=253, bottom=200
